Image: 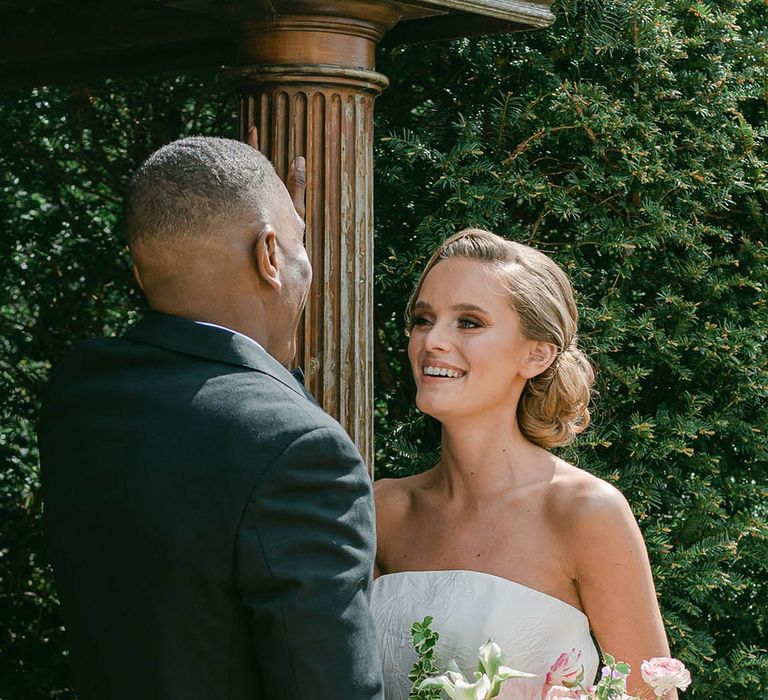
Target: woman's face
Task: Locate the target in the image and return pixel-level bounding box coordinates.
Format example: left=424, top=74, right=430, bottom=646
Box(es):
left=407, top=257, right=534, bottom=424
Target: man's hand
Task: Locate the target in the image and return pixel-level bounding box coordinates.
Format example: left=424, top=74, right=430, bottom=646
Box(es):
left=286, top=155, right=306, bottom=221
left=247, top=126, right=306, bottom=219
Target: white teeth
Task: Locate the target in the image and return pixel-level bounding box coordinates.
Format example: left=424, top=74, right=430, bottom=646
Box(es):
left=423, top=366, right=464, bottom=378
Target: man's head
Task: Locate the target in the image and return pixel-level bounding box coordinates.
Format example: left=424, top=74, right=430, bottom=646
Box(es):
left=124, top=136, right=311, bottom=364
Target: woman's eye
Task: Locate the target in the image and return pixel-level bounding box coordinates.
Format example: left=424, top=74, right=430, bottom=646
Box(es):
left=411, top=316, right=432, bottom=327
left=458, top=318, right=481, bottom=329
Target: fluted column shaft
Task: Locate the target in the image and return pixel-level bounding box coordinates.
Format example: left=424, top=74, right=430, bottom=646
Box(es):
left=233, top=6, right=399, bottom=469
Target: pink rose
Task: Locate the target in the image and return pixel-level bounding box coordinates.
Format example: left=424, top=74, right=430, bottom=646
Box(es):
left=641, top=657, right=691, bottom=697
left=544, top=685, right=582, bottom=699
left=546, top=649, right=584, bottom=688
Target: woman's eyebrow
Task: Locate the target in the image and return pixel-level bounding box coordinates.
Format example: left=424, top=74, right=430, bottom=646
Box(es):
left=451, top=303, right=489, bottom=314
left=413, top=300, right=490, bottom=314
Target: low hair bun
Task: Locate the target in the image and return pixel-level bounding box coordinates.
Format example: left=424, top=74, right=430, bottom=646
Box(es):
left=518, top=341, right=595, bottom=449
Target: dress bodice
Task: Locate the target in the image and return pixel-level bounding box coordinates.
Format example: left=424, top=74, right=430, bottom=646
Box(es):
left=370, top=570, right=599, bottom=700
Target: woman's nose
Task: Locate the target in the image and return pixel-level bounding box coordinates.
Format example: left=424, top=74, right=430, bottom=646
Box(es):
left=424, top=322, right=451, bottom=352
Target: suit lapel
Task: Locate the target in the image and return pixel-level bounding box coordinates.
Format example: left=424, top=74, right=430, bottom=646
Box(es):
left=125, top=311, right=308, bottom=400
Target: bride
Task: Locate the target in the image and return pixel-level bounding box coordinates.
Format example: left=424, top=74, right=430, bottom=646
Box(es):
left=372, top=228, right=675, bottom=699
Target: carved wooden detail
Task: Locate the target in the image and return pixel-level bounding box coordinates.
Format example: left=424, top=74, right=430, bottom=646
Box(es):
left=235, top=63, right=387, bottom=469
left=231, top=6, right=398, bottom=470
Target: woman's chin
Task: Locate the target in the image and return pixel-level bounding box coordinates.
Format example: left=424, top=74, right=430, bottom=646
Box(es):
left=415, top=397, right=454, bottom=422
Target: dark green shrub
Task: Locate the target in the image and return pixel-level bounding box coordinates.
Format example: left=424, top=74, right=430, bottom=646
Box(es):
left=373, top=0, right=768, bottom=696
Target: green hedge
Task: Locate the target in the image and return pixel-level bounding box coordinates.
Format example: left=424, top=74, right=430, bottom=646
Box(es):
left=1, top=0, right=766, bottom=696
left=373, top=0, right=768, bottom=696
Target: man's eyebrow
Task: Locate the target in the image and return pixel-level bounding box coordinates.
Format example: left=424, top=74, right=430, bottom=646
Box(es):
left=412, top=301, right=490, bottom=314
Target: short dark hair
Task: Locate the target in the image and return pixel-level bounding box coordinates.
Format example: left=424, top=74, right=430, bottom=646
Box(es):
left=123, top=136, right=276, bottom=247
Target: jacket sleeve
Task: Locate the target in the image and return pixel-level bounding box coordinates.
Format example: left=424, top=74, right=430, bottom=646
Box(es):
left=235, top=425, right=384, bottom=700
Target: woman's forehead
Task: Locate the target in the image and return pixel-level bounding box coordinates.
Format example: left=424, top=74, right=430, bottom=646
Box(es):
left=419, top=258, right=512, bottom=306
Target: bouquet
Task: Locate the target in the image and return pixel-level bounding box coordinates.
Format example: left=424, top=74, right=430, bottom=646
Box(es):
left=408, top=618, right=691, bottom=700
left=408, top=616, right=536, bottom=700
left=544, top=649, right=691, bottom=700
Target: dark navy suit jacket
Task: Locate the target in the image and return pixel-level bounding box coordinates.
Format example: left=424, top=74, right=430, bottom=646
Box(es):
left=39, top=311, right=383, bottom=700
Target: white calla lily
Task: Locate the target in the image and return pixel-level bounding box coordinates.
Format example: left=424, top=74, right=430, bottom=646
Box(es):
left=496, top=665, right=539, bottom=680
left=451, top=674, right=492, bottom=700
left=478, top=640, right=504, bottom=678
left=419, top=670, right=493, bottom=700
left=446, top=659, right=464, bottom=674
left=476, top=638, right=540, bottom=697
left=488, top=665, right=539, bottom=696
left=415, top=628, right=541, bottom=700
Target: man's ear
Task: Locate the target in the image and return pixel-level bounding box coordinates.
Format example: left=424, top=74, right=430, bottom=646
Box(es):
left=131, top=263, right=145, bottom=292
left=253, top=227, right=281, bottom=291
left=520, top=340, right=558, bottom=379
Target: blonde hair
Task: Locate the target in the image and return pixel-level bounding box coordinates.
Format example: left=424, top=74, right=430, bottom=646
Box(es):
left=405, top=228, right=595, bottom=449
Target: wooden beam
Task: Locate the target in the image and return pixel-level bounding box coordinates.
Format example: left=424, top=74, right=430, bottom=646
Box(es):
left=0, top=0, right=552, bottom=90
left=0, top=40, right=234, bottom=90
left=0, top=0, right=54, bottom=8
left=0, top=4, right=232, bottom=89
left=0, top=6, right=223, bottom=63
left=383, top=11, right=526, bottom=45
left=395, top=0, right=553, bottom=27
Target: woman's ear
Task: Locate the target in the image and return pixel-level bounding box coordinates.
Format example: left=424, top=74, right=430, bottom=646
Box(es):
left=253, top=227, right=281, bottom=291
left=520, top=340, right=558, bottom=379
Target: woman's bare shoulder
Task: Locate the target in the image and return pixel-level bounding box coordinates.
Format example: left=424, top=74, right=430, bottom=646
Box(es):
left=374, top=470, right=431, bottom=516
left=373, top=475, right=406, bottom=512
left=548, top=459, right=636, bottom=531
left=546, top=460, right=645, bottom=587
left=374, top=471, right=434, bottom=575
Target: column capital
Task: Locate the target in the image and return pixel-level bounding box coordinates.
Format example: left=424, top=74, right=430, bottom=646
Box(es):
left=232, top=1, right=402, bottom=71
left=228, top=64, right=389, bottom=93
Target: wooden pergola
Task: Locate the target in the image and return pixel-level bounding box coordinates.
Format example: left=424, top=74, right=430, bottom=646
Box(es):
left=1, top=0, right=554, bottom=467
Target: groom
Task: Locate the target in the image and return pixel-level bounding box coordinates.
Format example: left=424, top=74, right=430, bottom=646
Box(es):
left=39, top=136, right=383, bottom=699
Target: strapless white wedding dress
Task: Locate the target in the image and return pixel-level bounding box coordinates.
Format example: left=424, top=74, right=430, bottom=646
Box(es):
left=371, top=570, right=599, bottom=700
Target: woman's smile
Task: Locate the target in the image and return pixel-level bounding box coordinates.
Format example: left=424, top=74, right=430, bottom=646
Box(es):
left=422, top=361, right=467, bottom=379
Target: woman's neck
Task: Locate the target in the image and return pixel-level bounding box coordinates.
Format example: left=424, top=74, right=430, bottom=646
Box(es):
left=433, top=413, right=554, bottom=508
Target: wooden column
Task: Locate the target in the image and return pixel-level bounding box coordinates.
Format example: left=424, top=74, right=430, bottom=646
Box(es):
left=233, top=4, right=400, bottom=469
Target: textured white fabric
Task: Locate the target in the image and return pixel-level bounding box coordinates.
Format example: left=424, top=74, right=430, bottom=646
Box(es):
left=371, top=569, right=599, bottom=700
